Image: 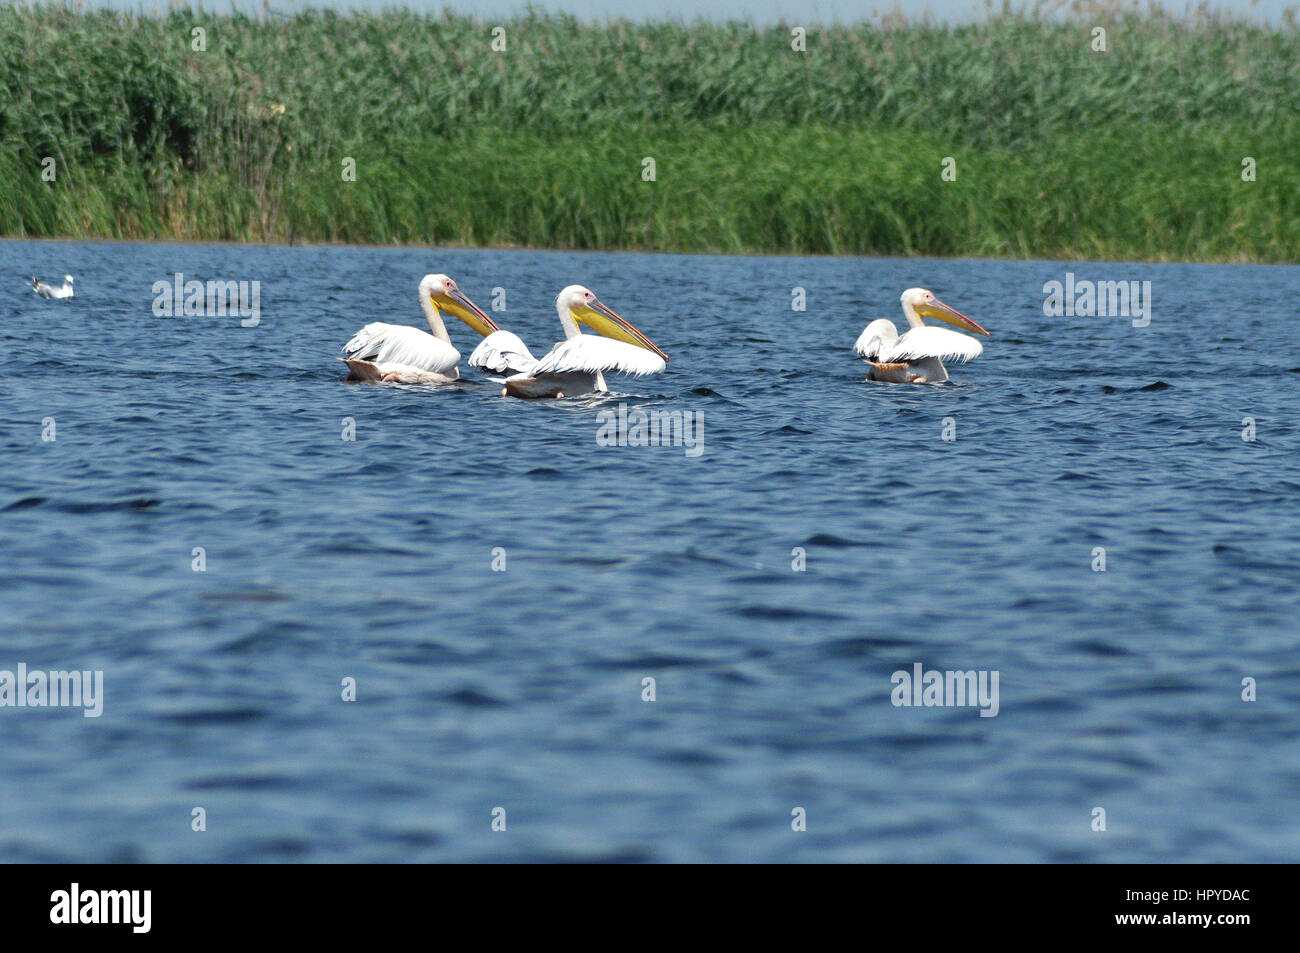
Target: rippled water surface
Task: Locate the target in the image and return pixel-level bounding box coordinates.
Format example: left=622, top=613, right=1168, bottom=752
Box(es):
left=1, top=239, right=1297, bottom=862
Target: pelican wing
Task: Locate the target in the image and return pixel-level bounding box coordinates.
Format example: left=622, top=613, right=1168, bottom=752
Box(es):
left=342, top=323, right=459, bottom=374
left=854, top=319, right=899, bottom=358
left=530, top=335, right=667, bottom=378
left=884, top=326, right=983, bottom=363
left=468, top=330, right=538, bottom=376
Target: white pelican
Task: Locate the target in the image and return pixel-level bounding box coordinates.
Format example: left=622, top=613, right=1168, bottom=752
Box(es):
left=854, top=287, right=988, bottom=383
left=340, top=273, right=499, bottom=383
left=32, top=275, right=74, bottom=299
left=469, top=285, right=668, bottom=399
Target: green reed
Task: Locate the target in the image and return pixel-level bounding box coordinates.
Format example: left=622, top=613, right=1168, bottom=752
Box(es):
left=1, top=3, right=1296, bottom=260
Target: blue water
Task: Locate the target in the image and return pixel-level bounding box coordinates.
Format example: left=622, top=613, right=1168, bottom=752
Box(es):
left=1, top=239, right=1297, bottom=863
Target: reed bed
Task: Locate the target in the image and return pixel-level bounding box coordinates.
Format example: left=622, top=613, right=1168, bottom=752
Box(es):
left=1, top=3, right=1296, bottom=260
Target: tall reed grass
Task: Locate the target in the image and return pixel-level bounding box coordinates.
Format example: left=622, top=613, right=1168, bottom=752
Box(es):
left=1, top=3, right=1296, bottom=260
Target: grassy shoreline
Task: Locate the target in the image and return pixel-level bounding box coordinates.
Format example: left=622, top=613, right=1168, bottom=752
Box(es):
left=2, top=5, right=1297, bottom=261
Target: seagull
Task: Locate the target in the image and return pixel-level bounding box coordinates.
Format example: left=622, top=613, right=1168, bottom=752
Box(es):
left=32, top=275, right=75, bottom=299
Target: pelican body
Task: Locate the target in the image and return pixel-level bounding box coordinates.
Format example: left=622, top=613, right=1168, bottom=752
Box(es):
left=341, top=273, right=499, bottom=383
left=854, top=288, right=988, bottom=383
left=32, top=275, right=74, bottom=299
left=469, top=285, right=668, bottom=399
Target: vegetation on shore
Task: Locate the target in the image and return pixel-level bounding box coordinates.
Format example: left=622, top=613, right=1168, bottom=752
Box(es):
left=1, top=3, right=1296, bottom=260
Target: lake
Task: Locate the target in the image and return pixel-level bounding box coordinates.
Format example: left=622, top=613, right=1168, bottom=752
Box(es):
left=1, top=239, right=1297, bottom=862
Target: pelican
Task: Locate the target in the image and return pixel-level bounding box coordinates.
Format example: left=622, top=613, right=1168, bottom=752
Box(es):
left=854, top=287, right=988, bottom=384
left=32, top=275, right=74, bottom=299
left=340, top=273, right=499, bottom=383
left=469, top=285, right=668, bottom=399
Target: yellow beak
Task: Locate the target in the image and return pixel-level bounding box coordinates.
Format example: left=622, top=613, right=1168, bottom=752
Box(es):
left=432, top=290, right=500, bottom=338
left=916, top=298, right=989, bottom=336
left=572, top=298, right=669, bottom=362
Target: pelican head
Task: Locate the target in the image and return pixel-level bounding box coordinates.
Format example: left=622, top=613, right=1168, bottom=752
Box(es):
left=64, top=275, right=74, bottom=285
left=420, top=273, right=499, bottom=336
left=558, top=285, right=669, bottom=362
left=901, top=287, right=988, bottom=336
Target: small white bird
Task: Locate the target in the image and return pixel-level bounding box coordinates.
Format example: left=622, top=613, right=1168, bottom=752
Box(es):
left=854, top=287, right=988, bottom=384
left=31, top=275, right=75, bottom=299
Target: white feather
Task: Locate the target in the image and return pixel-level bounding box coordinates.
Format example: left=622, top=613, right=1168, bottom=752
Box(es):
left=468, top=330, right=538, bottom=375
left=884, top=325, right=984, bottom=363
left=855, top=320, right=982, bottom=363
left=341, top=323, right=459, bottom=374
left=854, top=319, right=898, bottom=358
left=530, top=335, right=666, bottom=378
